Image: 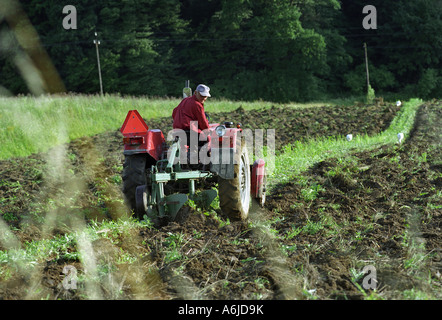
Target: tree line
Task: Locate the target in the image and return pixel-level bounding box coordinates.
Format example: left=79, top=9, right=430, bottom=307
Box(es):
left=1, top=0, right=441, bottom=102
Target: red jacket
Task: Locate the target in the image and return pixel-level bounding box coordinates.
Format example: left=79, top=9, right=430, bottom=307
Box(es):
left=172, top=95, right=209, bottom=135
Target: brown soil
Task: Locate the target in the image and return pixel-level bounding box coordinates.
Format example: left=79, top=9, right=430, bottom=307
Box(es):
left=0, top=100, right=440, bottom=300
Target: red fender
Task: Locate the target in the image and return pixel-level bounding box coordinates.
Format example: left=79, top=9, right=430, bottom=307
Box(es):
left=251, top=159, right=266, bottom=207
left=121, top=110, right=165, bottom=160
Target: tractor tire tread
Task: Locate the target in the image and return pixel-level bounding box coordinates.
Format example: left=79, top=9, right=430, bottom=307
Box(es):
left=122, top=154, right=147, bottom=215
left=218, top=138, right=250, bottom=221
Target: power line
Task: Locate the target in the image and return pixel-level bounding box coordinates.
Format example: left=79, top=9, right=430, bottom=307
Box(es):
left=36, top=34, right=439, bottom=47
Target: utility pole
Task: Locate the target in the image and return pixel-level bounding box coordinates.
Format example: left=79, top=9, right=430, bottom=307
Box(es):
left=93, top=32, right=103, bottom=96
left=363, top=42, right=370, bottom=89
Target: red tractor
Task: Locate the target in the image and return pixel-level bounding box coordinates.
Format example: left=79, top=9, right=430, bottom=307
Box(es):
left=120, top=110, right=266, bottom=227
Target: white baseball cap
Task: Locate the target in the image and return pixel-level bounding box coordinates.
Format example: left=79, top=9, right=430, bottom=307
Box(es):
left=195, top=84, right=211, bottom=97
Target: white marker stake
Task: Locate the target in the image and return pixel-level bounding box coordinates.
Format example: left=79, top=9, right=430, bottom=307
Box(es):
left=397, top=133, right=404, bottom=144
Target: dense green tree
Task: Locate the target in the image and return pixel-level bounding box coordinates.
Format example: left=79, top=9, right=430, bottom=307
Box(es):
left=299, top=0, right=352, bottom=95
left=1, top=0, right=187, bottom=95
left=0, top=0, right=440, bottom=100
left=340, top=0, right=442, bottom=98
left=177, top=0, right=335, bottom=102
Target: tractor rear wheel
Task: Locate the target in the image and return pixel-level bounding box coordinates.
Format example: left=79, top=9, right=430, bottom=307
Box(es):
left=218, top=138, right=251, bottom=221
left=122, top=154, right=146, bottom=217
left=135, top=185, right=164, bottom=227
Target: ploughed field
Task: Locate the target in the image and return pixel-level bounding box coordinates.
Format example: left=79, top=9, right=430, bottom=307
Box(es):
left=0, top=100, right=440, bottom=299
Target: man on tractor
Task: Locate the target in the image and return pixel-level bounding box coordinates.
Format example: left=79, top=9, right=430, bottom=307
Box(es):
left=172, top=84, right=212, bottom=166
left=121, top=82, right=266, bottom=224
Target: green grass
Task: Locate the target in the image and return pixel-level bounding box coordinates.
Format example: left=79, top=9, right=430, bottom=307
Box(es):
left=0, top=216, right=150, bottom=281
left=0, top=94, right=335, bottom=160
left=0, top=95, right=176, bottom=159
left=269, top=98, right=423, bottom=188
